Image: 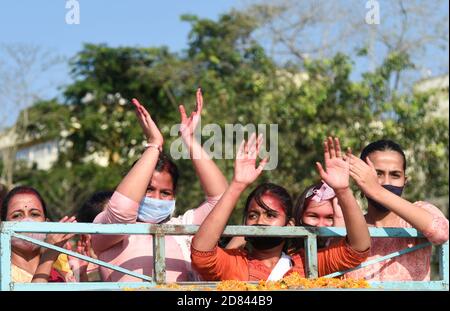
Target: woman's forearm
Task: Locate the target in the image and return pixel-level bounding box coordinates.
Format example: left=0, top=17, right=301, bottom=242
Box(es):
left=185, top=138, right=228, bottom=197
left=192, top=181, right=247, bottom=251
left=225, top=236, right=246, bottom=249
left=367, top=186, right=433, bottom=232
left=116, top=146, right=160, bottom=202
left=335, top=188, right=370, bottom=252
left=31, top=251, right=59, bottom=283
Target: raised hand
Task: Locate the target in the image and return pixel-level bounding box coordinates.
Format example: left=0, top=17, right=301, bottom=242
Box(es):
left=177, top=87, right=228, bottom=197
left=179, top=87, right=203, bottom=144
left=45, top=216, right=77, bottom=248
left=233, top=133, right=268, bottom=186
left=131, top=98, right=164, bottom=146
left=192, top=133, right=268, bottom=252
left=31, top=216, right=77, bottom=283
left=347, top=148, right=380, bottom=198
left=67, top=238, right=90, bottom=265
left=315, top=137, right=349, bottom=191
left=67, top=237, right=90, bottom=282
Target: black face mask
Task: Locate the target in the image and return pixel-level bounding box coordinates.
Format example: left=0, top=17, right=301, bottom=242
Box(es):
left=367, top=184, right=404, bottom=213
left=317, top=237, right=330, bottom=249
left=245, top=225, right=284, bottom=250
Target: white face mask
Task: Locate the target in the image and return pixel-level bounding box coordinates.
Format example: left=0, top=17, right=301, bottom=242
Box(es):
left=11, top=218, right=46, bottom=253
left=137, top=197, right=176, bottom=223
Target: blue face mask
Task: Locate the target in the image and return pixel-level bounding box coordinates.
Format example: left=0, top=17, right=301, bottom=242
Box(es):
left=137, top=197, right=176, bottom=224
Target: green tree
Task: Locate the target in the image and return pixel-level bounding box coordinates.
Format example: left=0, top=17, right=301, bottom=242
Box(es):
left=13, top=11, right=448, bottom=224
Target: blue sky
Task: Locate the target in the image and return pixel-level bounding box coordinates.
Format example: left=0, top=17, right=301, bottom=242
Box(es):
left=0, top=0, right=241, bottom=126
left=0, top=0, right=240, bottom=55
left=0, top=1, right=448, bottom=127
left=0, top=0, right=240, bottom=127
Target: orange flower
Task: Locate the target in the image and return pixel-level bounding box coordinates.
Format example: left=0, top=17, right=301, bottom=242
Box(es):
left=152, top=273, right=369, bottom=291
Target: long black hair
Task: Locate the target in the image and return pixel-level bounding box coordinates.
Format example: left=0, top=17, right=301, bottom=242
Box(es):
left=76, top=190, right=113, bottom=223
left=1, top=186, right=48, bottom=221
left=243, top=183, right=293, bottom=223
left=132, top=152, right=179, bottom=193
left=360, top=139, right=406, bottom=171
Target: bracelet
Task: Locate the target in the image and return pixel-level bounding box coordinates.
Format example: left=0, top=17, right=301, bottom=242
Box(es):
left=144, top=142, right=162, bottom=153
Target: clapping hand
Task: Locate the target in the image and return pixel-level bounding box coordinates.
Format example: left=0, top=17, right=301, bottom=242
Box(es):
left=131, top=98, right=164, bottom=146
left=179, top=88, right=203, bottom=146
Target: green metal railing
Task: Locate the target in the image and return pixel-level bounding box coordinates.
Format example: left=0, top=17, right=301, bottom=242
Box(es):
left=0, top=221, right=448, bottom=291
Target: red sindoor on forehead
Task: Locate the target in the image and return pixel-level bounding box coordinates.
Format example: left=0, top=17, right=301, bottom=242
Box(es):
left=253, top=194, right=287, bottom=216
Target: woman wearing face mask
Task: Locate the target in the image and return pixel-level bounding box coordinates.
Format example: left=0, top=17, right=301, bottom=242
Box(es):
left=225, top=181, right=344, bottom=250
left=91, top=88, right=228, bottom=282
left=344, top=139, right=449, bottom=281
left=191, top=136, right=370, bottom=281
left=284, top=181, right=346, bottom=251
left=1, top=186, right=76, bottom=283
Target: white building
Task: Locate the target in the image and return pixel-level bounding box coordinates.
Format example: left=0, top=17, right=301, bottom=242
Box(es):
left=0, top=126, right=109, bottom=184
left=0, top=127, right=59, bottom=173
left=15, top=140, right=59, bottom=170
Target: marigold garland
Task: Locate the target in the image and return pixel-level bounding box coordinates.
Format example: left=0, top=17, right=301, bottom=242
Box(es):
left=154, top=273, right=369, bottom=291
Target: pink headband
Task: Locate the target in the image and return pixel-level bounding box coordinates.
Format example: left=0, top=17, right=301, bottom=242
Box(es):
left=306, top=182, right=336, bottom=202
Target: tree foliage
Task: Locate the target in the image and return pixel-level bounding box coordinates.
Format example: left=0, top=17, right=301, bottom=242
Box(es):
left=12, top=11, right=448, bottom=223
